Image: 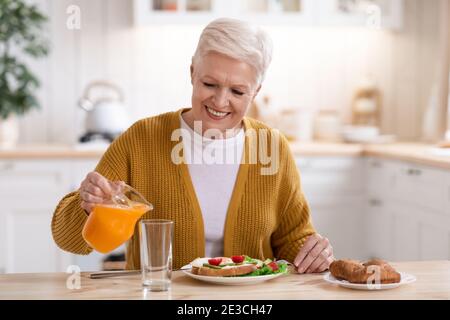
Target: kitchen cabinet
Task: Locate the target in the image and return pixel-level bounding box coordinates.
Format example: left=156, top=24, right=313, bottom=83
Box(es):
left=133, top=0, right=403, bottom=28
left=296, top=156, right=366, bottom=259
left=299, top=156, right=450, bottom=263
left=0, top=158, right=99, bottom=273
left=134, top=0, right=314, bottom=25
left=365, top=157, right=450, bottom=262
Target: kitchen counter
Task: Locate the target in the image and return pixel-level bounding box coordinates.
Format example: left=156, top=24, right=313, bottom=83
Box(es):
left=0, top=144, right=106, bottom=159
left=1, top=142, right=364, bottom=159
left=289, top=141, right=365, bottom=156
left=1, top=142, right=450, bottom=170
left=289, top=142, right=450, bottom=170
left=363, top=143, right=450, bottom=170
left=0, top=261, right=449, bottom=300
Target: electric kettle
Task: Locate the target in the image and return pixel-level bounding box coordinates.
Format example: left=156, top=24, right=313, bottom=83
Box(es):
left=78, top=80, right=131, bottom=142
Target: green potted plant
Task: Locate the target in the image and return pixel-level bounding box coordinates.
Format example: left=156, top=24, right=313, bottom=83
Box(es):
left=0, top=0, right=49, bottom=147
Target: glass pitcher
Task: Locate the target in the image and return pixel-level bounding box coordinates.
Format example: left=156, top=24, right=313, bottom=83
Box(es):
left=82, top=182, right=153, bottom=254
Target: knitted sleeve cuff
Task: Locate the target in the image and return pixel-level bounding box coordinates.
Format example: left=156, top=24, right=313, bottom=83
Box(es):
left=51, top=191, right=93, bottom=255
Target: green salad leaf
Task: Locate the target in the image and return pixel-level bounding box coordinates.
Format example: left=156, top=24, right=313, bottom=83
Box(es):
left=238, top=256, right=289, bottom=277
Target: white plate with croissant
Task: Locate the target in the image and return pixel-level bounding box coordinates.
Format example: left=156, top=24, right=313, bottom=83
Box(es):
left=324, top=272, right=416, bottom=290
left=323, top=259, right=416, bottom=290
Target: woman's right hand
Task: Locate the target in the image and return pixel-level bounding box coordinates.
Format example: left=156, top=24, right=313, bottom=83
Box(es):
left=79, top=172, right=114, bottom=214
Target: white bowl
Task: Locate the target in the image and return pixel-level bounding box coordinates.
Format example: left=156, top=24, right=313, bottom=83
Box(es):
left=342, top=126, right=380, bottom=143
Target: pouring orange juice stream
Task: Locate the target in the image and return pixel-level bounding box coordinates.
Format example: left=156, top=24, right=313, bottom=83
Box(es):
left=82, top=182, right=153, bottom=254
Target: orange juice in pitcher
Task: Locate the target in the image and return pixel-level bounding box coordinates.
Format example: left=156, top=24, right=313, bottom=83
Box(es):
left=82, top=184, right=153, bottom=254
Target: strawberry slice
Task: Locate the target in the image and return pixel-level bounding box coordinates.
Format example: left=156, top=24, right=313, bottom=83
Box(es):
left=231, top=255, right=245, bottom=263
left=208, top=258, right=222, bottom=266
left=268, top=261, right=279, bottom=271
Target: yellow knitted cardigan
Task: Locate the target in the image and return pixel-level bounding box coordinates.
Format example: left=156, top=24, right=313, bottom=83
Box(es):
left=51, top=108, right=316, bottom=270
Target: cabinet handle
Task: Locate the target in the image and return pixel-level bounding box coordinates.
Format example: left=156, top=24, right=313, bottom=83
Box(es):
left=369, top=199, right=382, bottom=207
left=407, top=168, right=422, bottom=176
left=370, top=161, right=382, bottom=168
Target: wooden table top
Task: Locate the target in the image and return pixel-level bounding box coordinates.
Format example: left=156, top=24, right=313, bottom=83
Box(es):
left=0, top=261, right=449, bottom=300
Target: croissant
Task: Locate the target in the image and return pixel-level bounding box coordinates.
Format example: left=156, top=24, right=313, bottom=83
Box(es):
left=330, top=259, right=401, bottom=284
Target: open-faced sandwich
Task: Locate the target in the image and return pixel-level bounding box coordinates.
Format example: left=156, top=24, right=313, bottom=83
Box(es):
left=190, top=255, right=288, bottom=277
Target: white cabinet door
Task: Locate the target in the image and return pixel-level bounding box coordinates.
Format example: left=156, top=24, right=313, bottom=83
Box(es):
left=309, top=197, right=365, bottom=260
left=297, top=157, right=364, bottom=198
left=0, top=159, right=73, bottom=273
left=394, top=163, right=447, bottom=216
left=4, top=204, right=72, bottom=273
left=365, top=157, right=396, bottom=198
left=365, top=198, right=394, bottom=261
left=365, top=158, right=395, bottom=261
left=297, top=156, right=365, bottom=259
left=389, top=202, right=420, bottom=261
left=420, top=222, right=450, bottom=260
left=0, top=160, right=71, bottom=199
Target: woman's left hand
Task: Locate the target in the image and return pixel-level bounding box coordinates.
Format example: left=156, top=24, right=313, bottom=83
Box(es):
left=293, top=233, right=334, bottom=274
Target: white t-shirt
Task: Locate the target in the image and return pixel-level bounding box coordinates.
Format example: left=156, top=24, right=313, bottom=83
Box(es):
left=179, top=115, right=245, bottom=257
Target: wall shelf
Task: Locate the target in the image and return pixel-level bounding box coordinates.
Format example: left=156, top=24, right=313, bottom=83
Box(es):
left=133, top=0, right=403, bottom=29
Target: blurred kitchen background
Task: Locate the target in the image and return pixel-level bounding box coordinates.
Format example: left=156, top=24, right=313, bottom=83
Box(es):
left=1, top=0, right=450, bottom=273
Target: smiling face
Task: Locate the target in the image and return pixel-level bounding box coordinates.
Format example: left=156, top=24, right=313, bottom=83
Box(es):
left=185, top=51, right=261, bottom=136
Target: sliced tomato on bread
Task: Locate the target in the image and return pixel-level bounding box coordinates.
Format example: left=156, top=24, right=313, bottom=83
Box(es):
left=190, top=256, right=256, bottom=277
left=231, top=255, right=245, bottom=263
left=207, top=258, right=222, bottom=266
left=268, top=261, right=279, bottom=271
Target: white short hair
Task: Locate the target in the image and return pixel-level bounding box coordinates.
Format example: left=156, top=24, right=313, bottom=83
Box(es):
left=192, top=18, right=273, bottom=85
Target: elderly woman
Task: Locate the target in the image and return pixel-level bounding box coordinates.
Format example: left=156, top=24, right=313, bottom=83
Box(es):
left=52, top=18, right=334, bottom=273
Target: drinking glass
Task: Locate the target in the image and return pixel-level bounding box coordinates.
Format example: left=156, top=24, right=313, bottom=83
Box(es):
left=140, top=219, right=174, bottom=291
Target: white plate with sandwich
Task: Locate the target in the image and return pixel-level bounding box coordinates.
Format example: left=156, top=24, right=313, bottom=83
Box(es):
left=182, top=256, right=288, bottom=285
